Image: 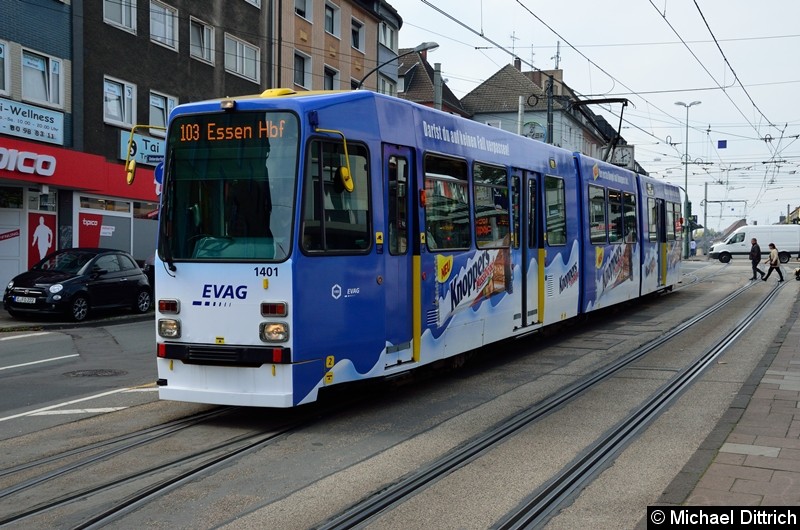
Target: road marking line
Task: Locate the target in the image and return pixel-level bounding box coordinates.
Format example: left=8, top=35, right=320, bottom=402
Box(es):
left=0, top=354, right=79, bottom=371
left=0, top=387, right=135, bottom=422
left=32, top=408, right=128, bottom=415
left=0, top=332, right=51, bottom=341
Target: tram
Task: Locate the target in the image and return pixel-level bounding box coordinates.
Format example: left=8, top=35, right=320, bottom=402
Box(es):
left=149, top=89, right=682, bottom=407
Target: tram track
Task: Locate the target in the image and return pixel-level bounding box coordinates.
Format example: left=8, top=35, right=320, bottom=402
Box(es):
left=0, top=406, right=315, bottom=529
left=315, top=280, right=782, bottom=529
left=496, top=282, right=784, bottom=529
left=0, top=407, right=233, bottom=497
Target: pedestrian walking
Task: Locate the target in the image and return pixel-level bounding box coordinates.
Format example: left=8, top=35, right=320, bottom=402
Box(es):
left=763, top=242, right=784, bottom=282
left=690, top=239, right=697, bottom=257
left=749, top=238, right=765, bottom=280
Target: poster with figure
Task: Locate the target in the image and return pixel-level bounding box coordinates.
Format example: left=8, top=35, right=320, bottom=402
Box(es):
left=28, top=213, right=56, bottom=268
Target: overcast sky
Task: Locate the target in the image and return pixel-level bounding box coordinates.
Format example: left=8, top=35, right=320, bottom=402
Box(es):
left=390, top=0, right=800, bottom=231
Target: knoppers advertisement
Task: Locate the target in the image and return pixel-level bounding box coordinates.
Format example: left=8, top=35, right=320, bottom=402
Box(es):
left=433, top=248, right=512, bottom=327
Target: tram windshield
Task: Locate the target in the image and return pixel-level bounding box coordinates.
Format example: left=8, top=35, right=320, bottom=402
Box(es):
left=159, top=111, right=299, bottom=262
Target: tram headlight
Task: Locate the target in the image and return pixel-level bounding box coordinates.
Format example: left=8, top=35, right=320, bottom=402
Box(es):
left=260, top=322, right=289, bottom=343
left=158, top=318, right=182, bottom=338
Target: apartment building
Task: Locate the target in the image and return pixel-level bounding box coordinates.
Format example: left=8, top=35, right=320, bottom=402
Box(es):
left=0, top=0, right=400, bottom=287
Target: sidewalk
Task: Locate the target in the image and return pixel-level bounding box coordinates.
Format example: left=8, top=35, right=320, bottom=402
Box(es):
left=0, top=308, right=153, bottom=332
left=659, top=285, right=800, bottom=506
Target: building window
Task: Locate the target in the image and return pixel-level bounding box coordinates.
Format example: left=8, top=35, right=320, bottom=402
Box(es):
left=149, top=91, right=176, bottom=137
left=224, top=34, right=259, bottom=82
left=379, top=22, right=395, bottom=52
left=378, top=76, right=396, bottom=96
left=104, top=76, right=136, bottom=127
left=189, top=17, right=214, bottom=64
left=150, top=1, right=178, bottom=51
left=351, top=18, right=364, bottom=52
left=22, top=49, right=63, bottom=108
left=104, top=0, right=137, bottom=33
left=28, top=188, right=57, bottom=212
left=295, top=0, right=310, bottom=20
left=0, top=41, right=7, bottom=95
left=294, top=52, right=311, bottom=88
left=324, top=2, right=339, bottom=37
left=323, top=67, right=338, bottom=90
left=0, top=187, right=23, bottom=209
left=81, top=195, right=131, bottom=213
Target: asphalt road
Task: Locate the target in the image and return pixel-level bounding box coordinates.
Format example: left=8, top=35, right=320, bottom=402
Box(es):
left=0, top=315, right=158, bottom=438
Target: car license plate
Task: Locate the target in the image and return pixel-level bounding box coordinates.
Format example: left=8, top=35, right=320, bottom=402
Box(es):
left=14, top=296, right=36, bottom=304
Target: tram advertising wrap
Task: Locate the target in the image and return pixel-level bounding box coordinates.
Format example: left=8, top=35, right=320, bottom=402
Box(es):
left=148, top=89, right=682, bottom=407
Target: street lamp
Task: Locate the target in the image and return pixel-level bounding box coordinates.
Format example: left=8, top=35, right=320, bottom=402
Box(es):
left=675, top=100, right=701, bottom=259
left=356, top=41, right=439, bottom=90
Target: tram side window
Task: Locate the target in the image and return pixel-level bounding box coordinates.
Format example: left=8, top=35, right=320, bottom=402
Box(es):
left=588, top=184, right=606, bottom=244
left=608, top=189, right=623, bottom=243
left=545, top=175, right=566, bottom=246
left=424, top=155, right=470, bottom=250
left=666, top=202, right=676, bottom=240
left=388, top=155, right=408, bottom=255
left=648, top=198, right=658, bottom=242
left=301, top=139, right=370, bottom=253
left=473, top=162, right=510, bottom=248
left=623, top=192, right=637, bottom=243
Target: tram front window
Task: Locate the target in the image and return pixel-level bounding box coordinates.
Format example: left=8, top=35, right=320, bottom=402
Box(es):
left=160, top=111, right=299, bottom=262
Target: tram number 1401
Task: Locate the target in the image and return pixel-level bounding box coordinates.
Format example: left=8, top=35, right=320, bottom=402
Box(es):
left=254, top=267, right=279, bottom=277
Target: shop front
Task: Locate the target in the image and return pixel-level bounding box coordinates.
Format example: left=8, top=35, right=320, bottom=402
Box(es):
left=0, top=136, right=158, bottom=288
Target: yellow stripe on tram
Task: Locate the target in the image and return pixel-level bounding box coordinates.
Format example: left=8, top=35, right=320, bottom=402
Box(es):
left=413, top=254, right=422, bottom=362
left=538, top=247, right=546, bottom=324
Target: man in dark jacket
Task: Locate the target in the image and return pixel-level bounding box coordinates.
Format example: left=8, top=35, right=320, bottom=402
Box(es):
left=749, top=238, right=765, bottom=280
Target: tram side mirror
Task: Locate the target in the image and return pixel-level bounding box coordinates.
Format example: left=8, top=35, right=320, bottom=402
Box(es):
left=126, top=159, right=137, bottom=185
left=337, top=166, right=354, bottom=193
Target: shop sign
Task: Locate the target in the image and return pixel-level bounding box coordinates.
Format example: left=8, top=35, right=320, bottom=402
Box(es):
left=0, top=147, right=56, bottom=176
left=119, top=131, right=165, bottom=166
left=0, top=97, right=64, bottom=145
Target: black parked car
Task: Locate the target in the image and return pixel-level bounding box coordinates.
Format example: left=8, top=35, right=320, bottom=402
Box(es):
left=142, top=253, right=155, bottom=292
left=3, top=248, right=152, bottom=322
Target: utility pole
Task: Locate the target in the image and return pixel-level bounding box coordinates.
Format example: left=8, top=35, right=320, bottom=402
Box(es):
left=546, top=76, right=553, bottom=144
left=510, top=31, right=519, bottom=59
left=551, top=41, right=560, bottom=69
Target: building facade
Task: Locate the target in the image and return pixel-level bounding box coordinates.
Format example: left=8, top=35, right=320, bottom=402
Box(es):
left=279, top=0, right=400, bottom=91
left=0, top=0, right=397, bottom=289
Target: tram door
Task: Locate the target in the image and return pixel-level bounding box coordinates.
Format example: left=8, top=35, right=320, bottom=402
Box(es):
left=650, top=197, right=668, bottom=286
left=383, top=146, right=414, bottom=366
left=515, top=169, right=541, bottom=328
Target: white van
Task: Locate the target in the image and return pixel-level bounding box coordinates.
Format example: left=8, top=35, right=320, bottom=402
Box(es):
left=708, top=225, right=800, bottom=263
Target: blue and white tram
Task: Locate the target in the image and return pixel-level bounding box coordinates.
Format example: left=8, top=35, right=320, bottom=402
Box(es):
left=152, top=89, right=681, bottom=407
